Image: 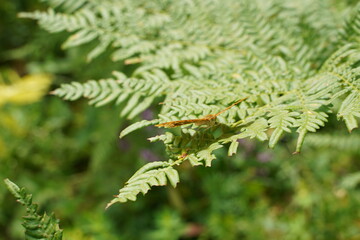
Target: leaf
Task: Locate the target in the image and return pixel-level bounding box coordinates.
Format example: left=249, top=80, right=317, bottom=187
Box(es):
left=4, top=179, right=63, bottom=239
left=294, top=111, right=328, bottom=153
left=127, top=96, right=155, bottom=119
left=87, top=37, right=112, bottom=61
left=268, top=110, right=298, bottom=148
left=62, top=29, right=98, bottom=48
left=239, top=118, right=269, bottom=141
left=187, top=154, right=203, bottom=166
left=165, top=168, right=180, bottom=188
left=338, top=92, right=360, bottom=132
left=120, top=119, right=159, bottom=138
left=228, top=140, right=239, bottom=156
left=107, top=162, right=180, bottom=207
left=197, top=143, right=222, bottom=167
left=120, top=93, right=142, bottom=117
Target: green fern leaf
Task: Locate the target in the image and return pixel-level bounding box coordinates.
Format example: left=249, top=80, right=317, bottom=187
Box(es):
left=24, top=0, right=360, bottom=204
left=4, top=179, right=63, bottom=240
left=106, top=162, right=179, bottom=207
left=120, top=119, right=160, bottom=139
left=338, top=92, right=360, bottom=132
left=196, top=142, right=223, bottom=167
left=294, top=111, right=328, bottom=153
left=228, top=140, right=239, bottom=156
left=268, top=110, right=299, bottom=148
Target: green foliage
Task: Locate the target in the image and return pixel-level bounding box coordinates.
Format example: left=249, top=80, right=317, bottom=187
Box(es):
left=306, top=132, right=360, bottom=153
left=4, top=179, right=63, bottom=240
left=147, top=208, right=185, bottom=240
left=0, top=96, right=133, bottom=239
left=0, top=70, right=51, bottom=106
left=19, top=0, right=360, bottom=205
left=51, top=70, right=168, bottom=119
left=106, top=161, right=179, bottom=207
left=197, top=147, right=360, bottom=240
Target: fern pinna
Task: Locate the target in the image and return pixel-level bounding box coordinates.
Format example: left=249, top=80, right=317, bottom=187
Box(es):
left=4, top=179, right=63, bottom=240
left=21, top=0, right=360, bottom=206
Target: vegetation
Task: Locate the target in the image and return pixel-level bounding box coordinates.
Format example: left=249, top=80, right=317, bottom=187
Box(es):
left=4, top=179, right=63, bottom=240
left=0, top=0, right=359, bottom=239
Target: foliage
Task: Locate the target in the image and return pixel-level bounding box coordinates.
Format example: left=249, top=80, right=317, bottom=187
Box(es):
left=106, top=161, right=180, bottom=207
left=305, top=132, right=360, bottom=153
left=1, top=0, right=360, bottom=239
left=20, top=0, right=360, bottom=205
left=4, top=179, right=63, bottom=240
left=0, top=69, right=51, bottom=106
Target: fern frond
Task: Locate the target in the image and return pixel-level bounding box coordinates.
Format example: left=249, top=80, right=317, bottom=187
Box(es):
left=52, top=70, right=168, bottom=118
left=4, top=179, right=63, bottom=240
left=120, top=119, right=160, bottom=138
left=293, top=111, right=328, bottom=154
left=338, top=3, right=360, bottom=44
left=40, top=0, right=87, bottom=13
left=338, top=92, right=360, bottom=132
left=305, top=132, right=360, bottom=153
left=268, top=110, right=298, bottom=148
left=106, top=161, right=180, bottom=207
left=24, top=0, right=360, bottom=205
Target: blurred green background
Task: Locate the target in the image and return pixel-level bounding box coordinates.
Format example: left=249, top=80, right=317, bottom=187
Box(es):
left=0, top=1, right=359, bottom=239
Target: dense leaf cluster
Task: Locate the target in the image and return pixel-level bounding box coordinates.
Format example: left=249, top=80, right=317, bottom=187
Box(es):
left=20, top=0, right=360, bottom=205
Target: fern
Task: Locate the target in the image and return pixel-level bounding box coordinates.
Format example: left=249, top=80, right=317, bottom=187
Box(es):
left=21, top=0, right=360, bottom=205
left=51, top=70, right=168, bottom=118
left=106, top=158, right=180, bottom=208
left=4, top=179, right=63, bottom=240
left=305, top=132, right=360, bottom=153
